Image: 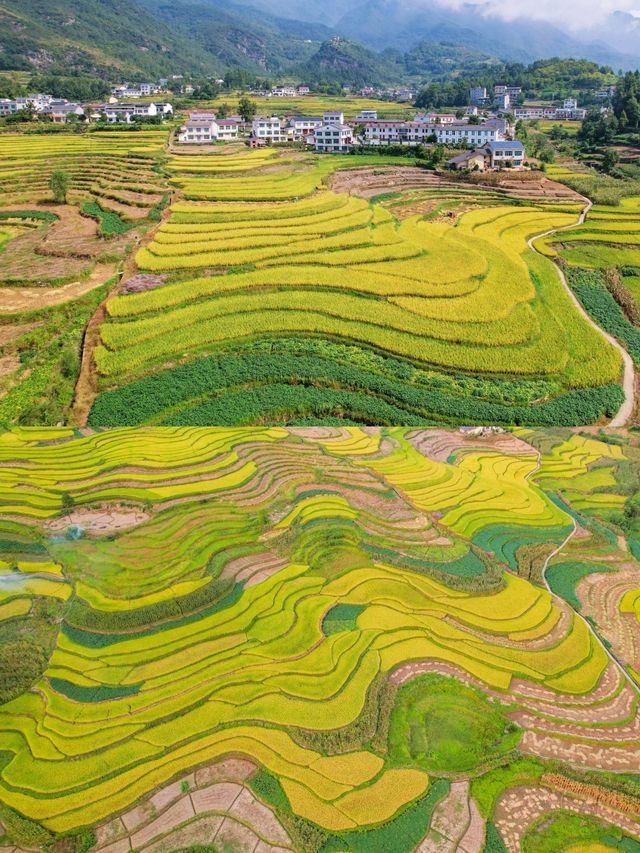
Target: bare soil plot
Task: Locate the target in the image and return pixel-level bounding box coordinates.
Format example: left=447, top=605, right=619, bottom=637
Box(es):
left=0, top=263, right=117, bottom=313
left=44, top=503, right=151, bottom=538
left=494, top=784, right=640, bottom=853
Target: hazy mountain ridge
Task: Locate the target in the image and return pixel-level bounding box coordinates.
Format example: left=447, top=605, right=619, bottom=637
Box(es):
left=1, top=0, right=637, bottom=82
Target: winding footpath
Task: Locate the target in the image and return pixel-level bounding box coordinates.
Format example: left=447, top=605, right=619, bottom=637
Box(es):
left=527, top=196, right=635, bottom=427
left=531, top=448, right=640, bottom=699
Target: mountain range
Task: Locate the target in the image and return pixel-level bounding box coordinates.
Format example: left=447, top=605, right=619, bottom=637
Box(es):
left=0, top=0, right=638, bottom=82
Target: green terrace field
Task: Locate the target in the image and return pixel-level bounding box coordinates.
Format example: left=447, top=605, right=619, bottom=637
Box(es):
left=534, top=166, right=640, bottom=373
left=0, top=129, right=171, bottom=426
left=88, top=145, right=625, bottom=428
left=0, top=426, right=639, bottom=852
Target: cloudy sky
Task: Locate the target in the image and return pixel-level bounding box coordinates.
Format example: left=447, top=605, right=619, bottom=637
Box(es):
left=433, top=0, right=639, bottom=28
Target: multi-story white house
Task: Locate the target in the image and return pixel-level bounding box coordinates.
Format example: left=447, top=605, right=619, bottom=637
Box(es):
left=0, top=94, right=52, bottom=115
left=100, top=102, right=172, bottom=123
left=177, top=118, right=239, bottom=143
left=297, top=85, right=311, bottom=95
left=433, top=123, right=501, bottom=145
left=288, top=115, right=323, bottom=140
left=271, top=86, right=296, bottom=97
left=178, top=119, right=217, bottom=144
left=484, top=140, right=525, bottom=168
left=514, top=105, right=586, bottom=121
left=46, top=102, right=86, bottom=123
left=139, top=82, right=161, bottom=96
left=323, top=111, right=345, bottom=125
left=251, top=116, right=286, bottom=141
left=364, top=119, right=503, bottom=146
left=314, top=122, right=353, bottom=153
left=357, top=109, right=378, bottom=121
left=470, top=86, right=488, bottom=104
left=415, top=112, right=457, bottom=124
left=215, top=119, right=239, bottom=140
left=495, top=85, right=522, bottom=97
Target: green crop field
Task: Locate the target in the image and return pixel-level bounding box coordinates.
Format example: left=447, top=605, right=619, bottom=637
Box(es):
left=85, top=144, right=627, bottom=428
left=0, top=425, right=639, bottom=853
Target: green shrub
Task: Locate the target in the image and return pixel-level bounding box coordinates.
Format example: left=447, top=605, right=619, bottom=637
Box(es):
left=0, top=640, right=48, bottom=705
left=0, top=805, right=53, bottom=848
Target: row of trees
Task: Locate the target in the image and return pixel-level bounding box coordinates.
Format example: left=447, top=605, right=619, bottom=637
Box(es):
left=612, top=71, right=640, bottom=130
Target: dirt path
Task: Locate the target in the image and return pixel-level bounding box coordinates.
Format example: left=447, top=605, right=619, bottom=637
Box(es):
left=70, top=194, right=173, bottom=426
left=538, top=493, right=640, bottom=699
left=0, top=263, right=117, bottom=314
left=527, top=198, right=635, bottom=427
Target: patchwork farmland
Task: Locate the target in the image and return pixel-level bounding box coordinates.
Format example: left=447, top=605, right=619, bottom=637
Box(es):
left=0, top=130, right=170, bottom=425
left=0, top=426, right=639, bottom=852
left=87, top=144, right=628, bottom=428
left=0, top=130, right=637, bottom=428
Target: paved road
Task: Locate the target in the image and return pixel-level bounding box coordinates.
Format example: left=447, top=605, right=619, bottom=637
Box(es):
left=527, top=197, right=635, bottom=428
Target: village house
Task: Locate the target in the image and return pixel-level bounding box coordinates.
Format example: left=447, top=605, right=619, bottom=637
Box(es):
left=270, top=86, right=297, bottom=98
left=447, top=140, right=525, bottom=171
left=432, top=122, right=502, bottom=145
left=323, top=111, right=345, bottom=125
left=495, top=85, right=522, bottom=97
left=357, top=109, right=378, bottom=121
left=45, top=102, right=86, bottom=123
left=447, top=150, right=488, bottom=171
left=363, top=117, right=504, bottom=146
left=251, top=116, right=286, bottom=141
left=139, top=82, right=162, bottom=96
left=288, top=115, right=323, bottom=140
left=514, top=104, right=586, bottom=121
left=177, top=116, right=239, bottom=143
left=415, top=112, right=457, bottom=124
left=314, top=121, right=353, bottom=153
left=177, top=119, right=217, bottom=143
left=99, top=102, right=173, bottom=123
left=0, top=93, right=52, bottom=116
left=297, top=85, right=311, bottom=95
left=484, top=140, right=525, bottom=168
left=470, top=86, right=489, bottom=105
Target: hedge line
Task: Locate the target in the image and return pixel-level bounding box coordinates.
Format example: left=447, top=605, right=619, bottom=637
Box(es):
left=62, top=581, right=242, bottom=648
left=66, top=576, right=235, bottom=633
left=48, top=678, right=140, bottom=703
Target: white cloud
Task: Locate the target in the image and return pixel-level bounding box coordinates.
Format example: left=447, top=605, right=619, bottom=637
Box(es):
left=429, top=0, right=637, bottom=28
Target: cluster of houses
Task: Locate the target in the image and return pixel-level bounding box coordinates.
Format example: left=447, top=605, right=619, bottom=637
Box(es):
left=111, top=81, right=166, bottom=99
left=248, top=85, right=311, bottom=98
left=177, top=107, right=525, bottom=168
left=514, top=98, right=587, bottom=121
left=471, top=85, right=588, bottom=121
left=0, top=93, right=174, bottom=124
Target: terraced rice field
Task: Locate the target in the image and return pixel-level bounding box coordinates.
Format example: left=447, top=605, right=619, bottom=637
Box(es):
left=0, top=130, right=170, bottom=425
left=0, top=426, right=639, bottom=853
left=88, top=146, right=625, bottom=428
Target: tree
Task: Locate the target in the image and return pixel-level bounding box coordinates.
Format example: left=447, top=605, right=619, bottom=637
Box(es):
left=238, top=96, right=257, bottom=123
left=468, top=114, right=481, bottom=125
left=50, top=170, right=71, bottom=203
left=602, top=147, right=619, bottom=173
left=216, top=102, right=230, bottom=119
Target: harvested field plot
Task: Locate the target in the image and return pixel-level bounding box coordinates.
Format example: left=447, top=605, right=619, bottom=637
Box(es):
left=88, top=146, right=625, bottom=428
left=0, top=426, right=639, bottom=852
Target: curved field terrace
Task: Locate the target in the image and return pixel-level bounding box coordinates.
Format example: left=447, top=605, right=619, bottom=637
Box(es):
left=0, top=426, right=639, bottom=852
